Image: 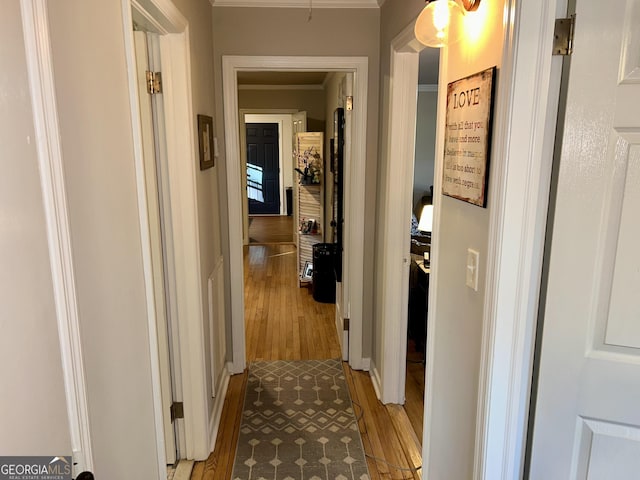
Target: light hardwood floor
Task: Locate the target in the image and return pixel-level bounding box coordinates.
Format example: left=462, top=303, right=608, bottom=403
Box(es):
left=191, top=244, right=423, bottom=480
left=248, top=215, right=294, bottom=244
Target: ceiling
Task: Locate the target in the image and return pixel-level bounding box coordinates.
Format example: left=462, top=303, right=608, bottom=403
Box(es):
left=210, top=0, right=383, bottom=7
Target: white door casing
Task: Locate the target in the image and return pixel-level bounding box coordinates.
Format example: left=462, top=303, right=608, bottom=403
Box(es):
left=20, top=0, right=94, bottom=474
left=223, top=56, right=368, bottom=373
left=239, top=109, right=298, bottom=244
left=529, top=0, right=640, bottom=477
left=377, top=24, right=423, bottom=404
left=123, top=0, right=213, bottom=465
left=132, top=29, right=178, bottom=465
left=335, top=73, right=353, bottom=362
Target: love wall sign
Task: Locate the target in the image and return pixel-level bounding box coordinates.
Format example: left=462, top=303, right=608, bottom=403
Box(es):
left=442, top=67, right=496, bottom=207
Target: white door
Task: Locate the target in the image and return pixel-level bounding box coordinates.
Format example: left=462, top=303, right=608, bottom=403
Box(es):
left=133, top=31, right=179, bottom=464
left=335, top=74, right=353, bottom=361
left=529, top=1, right=640, bottom=478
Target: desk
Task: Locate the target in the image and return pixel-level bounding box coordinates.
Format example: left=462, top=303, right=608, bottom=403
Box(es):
left=409, top=257, right=429, bottom=351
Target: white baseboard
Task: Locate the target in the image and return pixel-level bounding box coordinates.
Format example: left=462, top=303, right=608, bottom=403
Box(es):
left=208, top=363, right=231, bottom=452
left=360, top=357, right=371, bottom=372
left=369, top=359, right=382, bottom=401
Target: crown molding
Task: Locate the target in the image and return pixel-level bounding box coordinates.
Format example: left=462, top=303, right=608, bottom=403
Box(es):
left=210, top=0, right=379, bottom=8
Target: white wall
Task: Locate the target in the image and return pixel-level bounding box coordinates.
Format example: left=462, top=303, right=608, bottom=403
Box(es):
left=0, top=0, right=71, bottom=455
left=413, top=89, right=437, bottom=207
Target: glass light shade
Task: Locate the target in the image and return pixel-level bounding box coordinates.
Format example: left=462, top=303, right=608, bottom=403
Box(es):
left=414, top=0, right=464, bottom=48
left=418, top=204, right=434, bottom=233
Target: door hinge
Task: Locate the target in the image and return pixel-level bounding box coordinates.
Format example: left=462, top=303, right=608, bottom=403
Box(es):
left=344, top=318, right=350, bottom=331
left=146, top=71, right=163, bottom=94
left=552, top=15, right=575, bottom=56
left=345, top=96, right=353, bottom=111
left=170, top=402, right=184, bottom=422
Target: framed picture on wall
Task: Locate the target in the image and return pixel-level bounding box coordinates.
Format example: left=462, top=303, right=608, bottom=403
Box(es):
left=197, top=114, right=214, bottom=170
left=441, top=67, right=496, bottom=207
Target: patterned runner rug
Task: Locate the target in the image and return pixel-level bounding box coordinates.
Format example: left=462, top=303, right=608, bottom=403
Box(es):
left=231, top=359, right=370, bottom=480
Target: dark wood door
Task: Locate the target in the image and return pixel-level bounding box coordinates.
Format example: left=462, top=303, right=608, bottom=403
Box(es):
left=246, top=123, right=280, bottom=215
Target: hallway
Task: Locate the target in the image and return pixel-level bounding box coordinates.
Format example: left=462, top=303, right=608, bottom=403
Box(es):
left=191, top=244, right=423, bottom=480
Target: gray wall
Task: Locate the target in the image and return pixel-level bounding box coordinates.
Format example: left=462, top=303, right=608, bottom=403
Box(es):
left=212, top=6, right=380, bottom=359
left=239, top=88, right=326, bottom=132
left=0, top=0, right=71, bottom=455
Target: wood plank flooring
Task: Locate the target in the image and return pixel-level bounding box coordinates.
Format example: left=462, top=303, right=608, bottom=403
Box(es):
left=248, top=215, right=294, bottom=244
left=191, top=244, right=422, bottom=480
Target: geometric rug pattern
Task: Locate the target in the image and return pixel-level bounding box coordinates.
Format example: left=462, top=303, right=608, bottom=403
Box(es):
left=231, top=359, right=370, bottom=480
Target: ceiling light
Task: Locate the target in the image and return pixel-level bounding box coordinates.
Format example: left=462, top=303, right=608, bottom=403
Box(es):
left=415, top=0, right=481, bottom=48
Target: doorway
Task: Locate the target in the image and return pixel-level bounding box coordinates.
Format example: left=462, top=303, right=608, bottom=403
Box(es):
left=404, top=47, right=440, bottom=440
left=241, top=112, right=297, bottom=245
left=222, top=56, right=369, bottom=374
left=246, top=122, right=281, bottom=215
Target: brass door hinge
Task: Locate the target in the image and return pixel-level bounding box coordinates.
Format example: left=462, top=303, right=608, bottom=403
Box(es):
left=553, top=15, right=575, bottom=56
left=345, top=96, right=353, bottom=111
left=146, top=71, right=163, bottom=94
left=170, top=402, right=184, bottom=422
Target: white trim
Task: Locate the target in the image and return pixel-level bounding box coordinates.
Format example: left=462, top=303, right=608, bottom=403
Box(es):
left=20, top=0, right=94, bottom=474
left=369, top=360, right=382, bottom=401
left=124, top=0, right=213, bottom=465
left=222, top=55, right=368, bottom=373
left=418, top=84, right=438, bottom=92
left=378, top=21, right=423, bottom=404
left=160, top=33, right=210, bottom=461
left=211, top=0, right=379, bottom=7
left=122, top=10, right=169, bottom=474
left=238, top=84, right=324, bottom=91
left=244, top=114, right=289, bottom=216
left=208, top=365, right=231, bottom=451
left=475, top=0, right=566, bottom=479
left=240, top=109, right=297, bottom=243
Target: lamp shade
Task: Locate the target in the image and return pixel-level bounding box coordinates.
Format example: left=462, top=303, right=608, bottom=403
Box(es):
left=414, top=0, right=464, bottom=48
left=418, top=204, right=434, bottom=233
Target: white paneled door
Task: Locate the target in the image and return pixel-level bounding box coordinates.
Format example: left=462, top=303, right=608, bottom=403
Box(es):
left=529, top=0, right=640, bottom=478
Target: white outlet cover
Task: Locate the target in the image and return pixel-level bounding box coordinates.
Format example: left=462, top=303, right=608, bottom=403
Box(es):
left=466, top=248, right=479, bottom=291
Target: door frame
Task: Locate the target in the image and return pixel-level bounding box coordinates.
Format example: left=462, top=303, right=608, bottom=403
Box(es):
left=381, top=1, right=566, bottom=478
left=222, top=56, right=368, bottom=373
left=241, top=112, right=296, bottom=242
left=122, top=0, right=213, bottom=466
left=20, top=0, right=94, bottom=474
left=240, top=110, right=298, bottom=245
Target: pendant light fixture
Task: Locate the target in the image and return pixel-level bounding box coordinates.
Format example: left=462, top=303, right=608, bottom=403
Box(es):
left=415, top=0, right=482, bottom=48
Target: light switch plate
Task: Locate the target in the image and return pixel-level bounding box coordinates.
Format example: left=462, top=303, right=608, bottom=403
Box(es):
left=466, top=248, right=479, bottom=291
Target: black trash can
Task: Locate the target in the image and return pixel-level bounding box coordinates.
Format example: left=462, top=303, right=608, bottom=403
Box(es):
left=286, top=187, right=293, bottom=216
left=312, top=243, right=337, bottom=303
